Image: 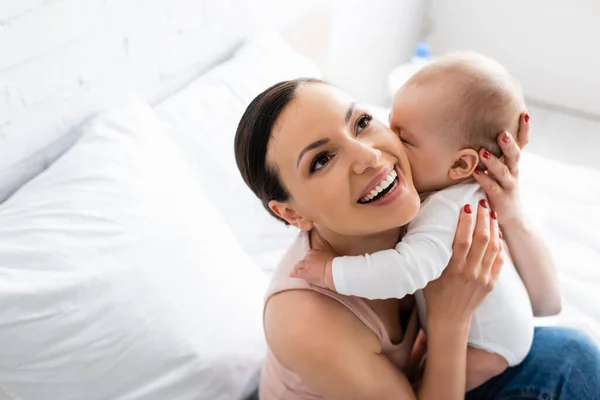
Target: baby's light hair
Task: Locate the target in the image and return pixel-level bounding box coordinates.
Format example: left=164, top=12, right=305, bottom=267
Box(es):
left=405, top=51, right=526, bottom=158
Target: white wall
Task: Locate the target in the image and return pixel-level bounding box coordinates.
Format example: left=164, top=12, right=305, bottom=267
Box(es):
left=0, top=0, right=330, bottom=202
left=325, top=0, right=426, bottom=105
left=426, top=0, right=600, bottom=116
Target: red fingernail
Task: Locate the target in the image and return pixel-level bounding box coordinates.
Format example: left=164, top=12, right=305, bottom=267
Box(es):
left=474, top=167, right=482, bottom=175
left=479, top=199, right=488, bottom=209
left=464, top=204, right=472, bottom=214
left=483, top=149, right=491, bottom=159
left=524, top=113, right=530, bottom=123
left=502, top=131, right=510, bottom=144
left=490, top=210, right=497, bottom=220
left=499, top=231, right=503, bottom=239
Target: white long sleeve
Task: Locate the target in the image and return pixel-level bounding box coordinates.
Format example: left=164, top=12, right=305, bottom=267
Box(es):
left=332, top=182, right=478, bottom=300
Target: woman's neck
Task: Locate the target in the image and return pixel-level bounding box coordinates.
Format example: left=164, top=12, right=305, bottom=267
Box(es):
left=310, top=225, right=403, bottom=257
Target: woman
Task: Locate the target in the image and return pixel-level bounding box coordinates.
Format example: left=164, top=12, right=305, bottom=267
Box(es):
left=235, top=78, right=600, bottom=399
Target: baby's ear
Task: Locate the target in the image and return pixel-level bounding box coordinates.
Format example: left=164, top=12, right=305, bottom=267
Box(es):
left=448, top=149, right=479, bottom=181
left=269, top=200, right=314, bottom=231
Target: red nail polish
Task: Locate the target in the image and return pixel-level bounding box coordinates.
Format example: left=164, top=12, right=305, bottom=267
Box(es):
left=464, top=204, right=472, bottom=214
left=483, top=150, right=491, bottom=159
left=490, top=210, right=498, bottom=220
left=524, top=113, right=530, bottom=123
left=474, top=167, right=482, bottom=175
left=479, top=199, right=488, bottom=209
left=499, top=231, right=503, bottom=239
left=502, top=132, right=511, bottom=144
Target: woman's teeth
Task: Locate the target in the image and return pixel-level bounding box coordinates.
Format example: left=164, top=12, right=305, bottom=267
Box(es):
left=360, top=169, right=398, bottom=203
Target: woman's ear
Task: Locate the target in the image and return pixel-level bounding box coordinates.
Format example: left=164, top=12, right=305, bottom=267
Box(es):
left=268, top=200, right=314, bottom=231
left=448, top=148, right=479, bottom=181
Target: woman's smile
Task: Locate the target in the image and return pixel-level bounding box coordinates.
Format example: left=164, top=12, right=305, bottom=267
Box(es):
left=357, top=164, right=405, bottom=207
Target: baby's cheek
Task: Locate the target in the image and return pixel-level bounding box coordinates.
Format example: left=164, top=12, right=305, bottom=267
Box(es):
left=403, top=148, right=417, bottom=169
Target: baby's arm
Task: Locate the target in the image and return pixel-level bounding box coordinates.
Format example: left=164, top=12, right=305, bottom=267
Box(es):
left=293, top=194, right=463, bottom=299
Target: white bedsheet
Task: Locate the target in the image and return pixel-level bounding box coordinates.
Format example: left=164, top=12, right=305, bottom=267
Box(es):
left=519, top=153, right=600, bottom=343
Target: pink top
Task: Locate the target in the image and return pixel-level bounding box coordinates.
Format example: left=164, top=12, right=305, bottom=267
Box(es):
left=259, top=232, right=419, bottom=400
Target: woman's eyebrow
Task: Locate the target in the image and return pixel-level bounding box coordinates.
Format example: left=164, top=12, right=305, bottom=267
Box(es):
left=345, top=102, right=357, bottom=125
left=297, top=138, right=330, bottom=167
left=296, top=102, right=356, bottom=168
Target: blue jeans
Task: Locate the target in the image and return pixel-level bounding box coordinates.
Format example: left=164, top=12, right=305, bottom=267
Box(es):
left=466, top=327, right=600, bottom=400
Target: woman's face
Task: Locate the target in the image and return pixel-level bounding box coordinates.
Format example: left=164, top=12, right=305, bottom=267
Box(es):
left=267, top=83, right=420, bottom=236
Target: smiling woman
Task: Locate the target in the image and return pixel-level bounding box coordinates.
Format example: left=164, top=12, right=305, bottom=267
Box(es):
left=233, top=78, right=600, bottom=400
left=233, top=78, right=492, bottom=399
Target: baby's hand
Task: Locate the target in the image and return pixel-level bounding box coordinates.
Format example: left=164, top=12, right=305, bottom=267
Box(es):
left=291, top=250, right=336, bottom=291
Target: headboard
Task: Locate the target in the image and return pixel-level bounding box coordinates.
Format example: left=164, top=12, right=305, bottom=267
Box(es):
left=0, top=0, right=326, bottom=202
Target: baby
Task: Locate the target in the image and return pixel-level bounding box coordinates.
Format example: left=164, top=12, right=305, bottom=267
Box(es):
left=292, top=52, right=538, bottom=390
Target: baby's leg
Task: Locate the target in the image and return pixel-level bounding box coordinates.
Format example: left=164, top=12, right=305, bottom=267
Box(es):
left=466, top=346, right=508, bottom=391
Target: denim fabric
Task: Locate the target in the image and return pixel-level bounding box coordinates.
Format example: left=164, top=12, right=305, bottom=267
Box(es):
left=467, top=327, right=600, bottom=400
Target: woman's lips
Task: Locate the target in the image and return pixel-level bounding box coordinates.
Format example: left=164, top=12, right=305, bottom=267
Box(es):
left=357, top=164, right=395, bottom=201
left=358, top=165, right=405, bottom=206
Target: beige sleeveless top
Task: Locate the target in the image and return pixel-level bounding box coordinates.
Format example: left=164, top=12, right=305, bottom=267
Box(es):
left=259, top=232, right=419, bottom=400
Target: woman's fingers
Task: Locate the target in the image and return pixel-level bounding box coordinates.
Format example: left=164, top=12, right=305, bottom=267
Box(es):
left=472, top=168, right=500, bottom=197
left=451, top=204, right=476, bottom=264
left=496, top=131, right=521, bottom=174
left=489, top=241, right=504, bottom=284
left=480, top=209, right=501, bottom=290
left=515, top=112, right=531, bottom=149
left=465, top=199, right=491, bottom=277
left=478, top=148, right=515, bottom=191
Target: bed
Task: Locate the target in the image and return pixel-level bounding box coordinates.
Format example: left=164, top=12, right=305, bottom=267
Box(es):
left=0, top=1, right=598, bottom=399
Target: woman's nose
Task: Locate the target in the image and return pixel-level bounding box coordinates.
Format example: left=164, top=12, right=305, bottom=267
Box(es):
left=351, top=142, right=382, bottom=175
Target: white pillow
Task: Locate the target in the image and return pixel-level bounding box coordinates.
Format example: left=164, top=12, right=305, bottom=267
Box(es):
left=154, top=32, right=323, bottom=272
left=0, top=96, right=267, bottom=400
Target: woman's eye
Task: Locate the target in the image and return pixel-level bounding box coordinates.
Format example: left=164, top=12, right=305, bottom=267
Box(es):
left=310, top=153, right=332, bottom=173
left=356, top=114, right=372, bottom=134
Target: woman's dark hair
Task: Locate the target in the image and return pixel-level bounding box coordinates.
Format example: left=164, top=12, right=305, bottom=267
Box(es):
left=234, top=78, right=325, bottom=224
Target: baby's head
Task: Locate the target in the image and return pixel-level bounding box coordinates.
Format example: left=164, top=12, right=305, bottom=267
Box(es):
left=389, top=51, right=526, bottom=193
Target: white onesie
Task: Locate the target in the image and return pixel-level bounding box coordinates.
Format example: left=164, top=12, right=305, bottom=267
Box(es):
left=332, top=181, right=534, bottom=366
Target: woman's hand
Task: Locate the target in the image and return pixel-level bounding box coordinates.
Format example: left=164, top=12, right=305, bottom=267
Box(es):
left=472, top=112, right=530, bottom=227
left=418, top=201, right=503, bottom=399
left=472, top=113, right=561, bottom=316
left=424, top=200, right=503, bottom=328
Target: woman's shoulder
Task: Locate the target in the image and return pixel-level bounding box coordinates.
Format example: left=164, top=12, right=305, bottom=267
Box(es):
left=265, top=286, right=382, bottom=365
left=264, top=231, right=381, bottom=353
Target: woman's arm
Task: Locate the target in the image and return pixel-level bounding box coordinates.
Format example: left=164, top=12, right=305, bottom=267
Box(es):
left=266, top=203, right=502, bottom=399
left=265, top=290, right=418, bottom=400
left=473, top=113, right=562, bottom=316
left=500, top=219, right=560, bottom=316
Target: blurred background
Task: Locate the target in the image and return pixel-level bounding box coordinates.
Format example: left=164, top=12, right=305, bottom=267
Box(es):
left=2, top=0, right=599, bottom=169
